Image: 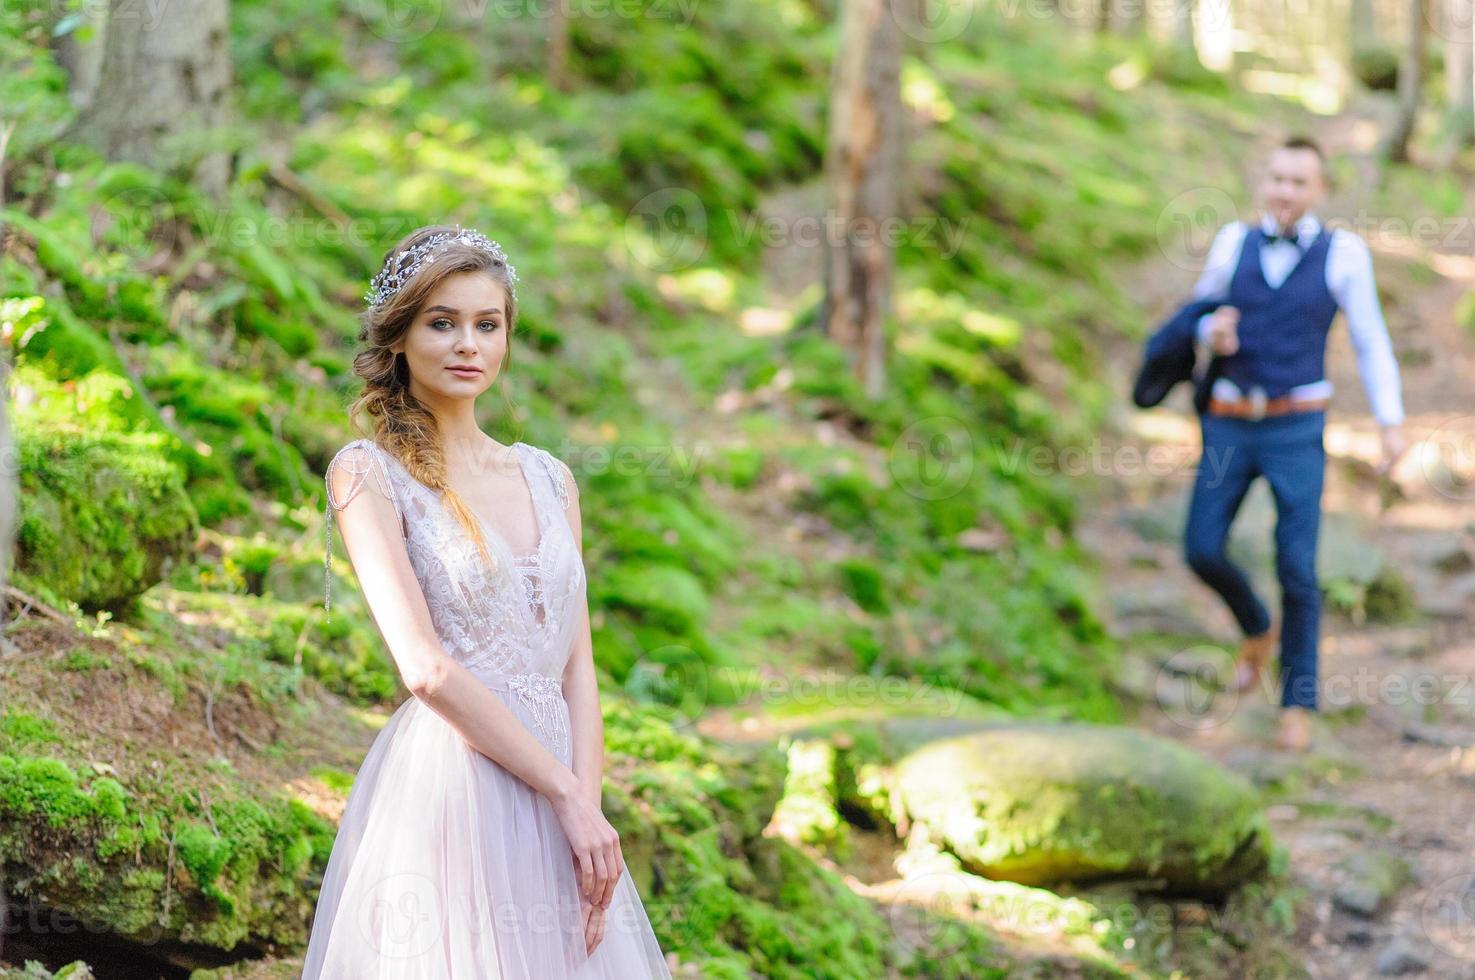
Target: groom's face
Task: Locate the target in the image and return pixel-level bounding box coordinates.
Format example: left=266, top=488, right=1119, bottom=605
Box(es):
left=1257, top=147, right=1327, bottom=230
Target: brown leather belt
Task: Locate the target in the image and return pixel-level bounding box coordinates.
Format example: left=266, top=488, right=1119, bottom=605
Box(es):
left=1207, top=395, right=1329, bottom=420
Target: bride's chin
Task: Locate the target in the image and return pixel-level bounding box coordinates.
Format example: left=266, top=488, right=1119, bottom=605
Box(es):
left=434, top=379, right=493, bottom=398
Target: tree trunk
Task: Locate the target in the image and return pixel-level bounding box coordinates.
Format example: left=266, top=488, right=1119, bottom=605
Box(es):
left=69, top=0, right=233, bottom=197
left=1350, top=0, right=1376, bottom=46
left=1109, top=0, right=1146, bottom=35
left=52, top=11, right=108, bottom=111
left=0, top=344, right=13, bottom=638
left=1385, top=0, right=1427, bottom=163
left=547, top=0, right=570, bottom=93
left=1440, top=0, right=1475, bottom=160
left=823, top=0, right=903, bottom=399
left=1171, top=0, right=1198, bottom=50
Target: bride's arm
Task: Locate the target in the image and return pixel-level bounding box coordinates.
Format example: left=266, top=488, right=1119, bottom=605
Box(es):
left=329, top=448, right=580, bottom=805
left=558, top=462, right=606, bottom=808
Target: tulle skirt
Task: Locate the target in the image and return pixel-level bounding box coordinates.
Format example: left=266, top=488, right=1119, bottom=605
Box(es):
left=300, top=664, right=674, bottom=979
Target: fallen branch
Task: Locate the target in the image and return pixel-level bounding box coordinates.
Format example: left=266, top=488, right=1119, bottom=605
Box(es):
left=3, top=583, right=74, bottom=629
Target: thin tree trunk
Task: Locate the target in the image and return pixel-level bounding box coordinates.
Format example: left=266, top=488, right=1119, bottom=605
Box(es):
left=68, top=0, right=233, bottom=197
left=0, top=317, right=13, bottom=639
left=1440, top=0, right=1475, bottom=161
left=824, top=0, right=903, bottom=399
left=52, top=11, right=108, bottom=111
left=1350, top=0, right=1376, bottom=50
left=1171, top=0, right=1198, bottom=50
left=548, top=1, right=570, bottom=93
left=1385, top=0, right=1427, bottom=163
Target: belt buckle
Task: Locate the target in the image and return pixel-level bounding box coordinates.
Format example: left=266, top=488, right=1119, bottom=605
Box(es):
left=1247, top=386, right=1267, bottom=421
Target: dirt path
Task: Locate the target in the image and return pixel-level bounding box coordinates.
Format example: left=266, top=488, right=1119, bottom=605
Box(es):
left=1081, top=100, right=1475, bottom=977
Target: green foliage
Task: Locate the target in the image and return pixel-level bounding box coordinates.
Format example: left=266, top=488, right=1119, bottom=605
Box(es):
left=834, top=558, right=890, bottom=615
left=0, top=745, right=333, bottom=951
left=1351, top=45, right=1401, bottom=91
left=0, top=0, right=1323, bottom=971
left=12, top=395, right=199, bottom=613
left=0, top=3, right=75, bottom=167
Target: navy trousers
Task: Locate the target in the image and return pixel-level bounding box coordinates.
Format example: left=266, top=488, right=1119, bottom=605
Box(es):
left=1183, top=409, right=1326, bottom=710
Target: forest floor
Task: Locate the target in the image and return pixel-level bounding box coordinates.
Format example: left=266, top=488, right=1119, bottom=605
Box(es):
left=695, top=94, right=1475, bottom=978
left=1082, top=95, right=1475, bottom=977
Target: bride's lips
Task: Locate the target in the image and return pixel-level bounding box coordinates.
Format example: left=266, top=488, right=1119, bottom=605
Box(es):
left=446, top=365, right=483, bottom=377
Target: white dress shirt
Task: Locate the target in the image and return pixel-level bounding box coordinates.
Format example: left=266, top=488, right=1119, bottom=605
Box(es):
left=1191, top=212, right=1405, bottom=427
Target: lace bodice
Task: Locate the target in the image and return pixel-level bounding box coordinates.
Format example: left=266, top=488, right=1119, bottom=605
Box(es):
left=322, top=438, right=587, bottom=687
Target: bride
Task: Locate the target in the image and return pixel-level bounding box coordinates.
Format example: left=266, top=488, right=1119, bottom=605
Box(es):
left=302, top=225, right=673, bottom=978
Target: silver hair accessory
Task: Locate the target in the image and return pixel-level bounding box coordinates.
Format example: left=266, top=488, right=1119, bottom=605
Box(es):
left=364, top=226, right=519, bottom=309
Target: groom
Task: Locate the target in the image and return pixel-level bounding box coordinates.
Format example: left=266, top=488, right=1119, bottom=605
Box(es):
left=1183, top=136, right=1406, bottom=751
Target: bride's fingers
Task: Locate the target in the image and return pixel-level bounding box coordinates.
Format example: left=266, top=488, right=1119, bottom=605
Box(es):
left=588, top=905, right=607, bottom=955
left=580, top=892, right=596, bottom=951
left=592, top=848, right=611, bottom=902
left=610, top=839, right=628, bottom=899
left=574, top=845, right=594, bottom=898
left=598, top=843, right=619, bottom=907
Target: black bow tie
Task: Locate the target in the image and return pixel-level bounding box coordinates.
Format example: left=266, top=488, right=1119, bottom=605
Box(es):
left=1262, top=229, right=1302, bottom=248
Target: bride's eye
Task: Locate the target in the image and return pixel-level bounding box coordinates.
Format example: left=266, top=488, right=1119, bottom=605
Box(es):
left=431, top=317, right=452, bottom=329
left=479, top=321, right=499, bottom=331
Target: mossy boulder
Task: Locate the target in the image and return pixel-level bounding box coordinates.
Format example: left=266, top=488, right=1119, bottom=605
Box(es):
left=14, top=422, right=197, bottom=613
left=0, top=749, right=333, bottom=959
left=894, top=723, right=1272, bottom=897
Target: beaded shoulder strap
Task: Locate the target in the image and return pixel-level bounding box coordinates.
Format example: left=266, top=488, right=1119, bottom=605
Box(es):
left=525, top=445, right=570, bottom=510
left=322, top=439, right=404, bottom=622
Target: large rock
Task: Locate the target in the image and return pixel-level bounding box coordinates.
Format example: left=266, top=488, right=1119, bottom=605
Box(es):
left=895, top=722, right=1272, bottom=897
left=14, top=423, right=197, bottom=613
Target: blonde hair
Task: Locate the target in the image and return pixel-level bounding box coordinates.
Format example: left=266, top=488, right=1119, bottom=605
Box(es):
left=346, top=223, right=520, bottom=565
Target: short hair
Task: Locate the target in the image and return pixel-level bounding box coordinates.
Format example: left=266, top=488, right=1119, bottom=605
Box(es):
left=1275, top=135, right=1333, bottom=188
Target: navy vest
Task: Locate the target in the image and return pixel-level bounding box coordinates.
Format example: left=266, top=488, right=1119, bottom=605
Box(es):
left=1220, top=225, right=1340, bottom=398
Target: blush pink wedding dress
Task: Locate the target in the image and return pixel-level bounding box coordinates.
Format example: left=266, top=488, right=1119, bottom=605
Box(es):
left=302, top=438, right=673, bottom=979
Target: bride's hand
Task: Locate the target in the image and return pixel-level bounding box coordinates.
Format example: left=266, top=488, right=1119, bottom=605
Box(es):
left=550, top=792, right=625, bottom=910
left=581, top=892, right=607, bottom=956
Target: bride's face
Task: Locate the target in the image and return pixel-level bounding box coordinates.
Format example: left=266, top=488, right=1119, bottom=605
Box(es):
left=394, top=270, right=509, bottom=403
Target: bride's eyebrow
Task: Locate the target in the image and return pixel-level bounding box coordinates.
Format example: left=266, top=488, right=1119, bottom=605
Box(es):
left=425, top=305, right=503, bottom=316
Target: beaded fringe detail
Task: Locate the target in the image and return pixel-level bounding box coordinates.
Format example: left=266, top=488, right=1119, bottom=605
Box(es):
left=504, top=672, right=567, bottom=756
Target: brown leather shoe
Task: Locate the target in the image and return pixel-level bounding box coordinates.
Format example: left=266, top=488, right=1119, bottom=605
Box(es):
left=1275, top=706, right=1313, bottom=751
left=1232, top=621, right=1279, bottom=693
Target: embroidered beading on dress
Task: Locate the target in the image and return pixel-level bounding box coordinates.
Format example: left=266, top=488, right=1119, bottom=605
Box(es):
left=537, top=450, right=570, bottom=510
left=503, top=672, right=567, bottom=755
left=512, top=551, right=545, bottom=621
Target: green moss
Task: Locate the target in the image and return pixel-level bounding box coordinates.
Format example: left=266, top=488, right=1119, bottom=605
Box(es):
left=768, top=738, right=849, bottom=856
left=896, top=724, right=1273, bottom=897
left=0, top=712, right=62, bottom=745
left=834, top=558, right=890, bottom=615
left=0, top=747, right=334, bottom=952
left=12, top=404, right=199, bottom=613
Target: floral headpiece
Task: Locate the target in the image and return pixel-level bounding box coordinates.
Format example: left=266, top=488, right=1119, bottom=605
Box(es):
left=364, top=226, right=519, bottom=309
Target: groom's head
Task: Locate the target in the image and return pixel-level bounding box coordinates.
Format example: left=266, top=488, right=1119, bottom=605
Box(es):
left=1257, top=136, right=1330, bottom=230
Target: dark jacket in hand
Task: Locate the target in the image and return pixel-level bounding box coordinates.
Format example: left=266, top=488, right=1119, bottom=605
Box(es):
left=1132, top=297, right=1226, bottom=415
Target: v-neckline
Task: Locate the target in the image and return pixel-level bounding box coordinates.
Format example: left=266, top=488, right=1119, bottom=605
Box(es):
left=463, top=441, right=544, bottom=561
left=1252, top=226, right=1319, bottom=293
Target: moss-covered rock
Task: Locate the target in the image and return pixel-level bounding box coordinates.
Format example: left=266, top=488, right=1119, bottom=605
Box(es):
left=1331, top=849, right=1412, bottom=918
left=895, top=723, right=1272, bottom=897
left=0, top=749, right=334, bottom=958
left=13, top=417, right=198, bottom=614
